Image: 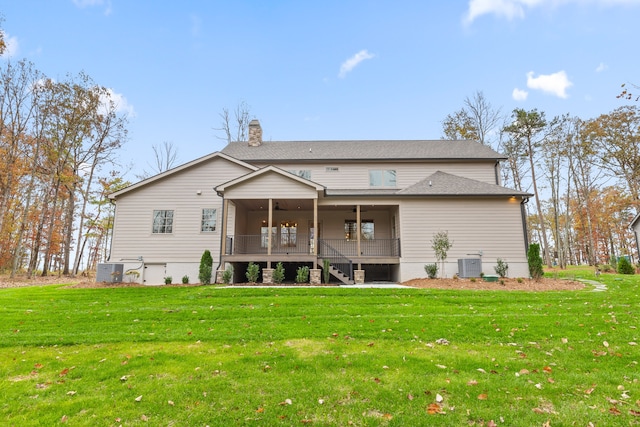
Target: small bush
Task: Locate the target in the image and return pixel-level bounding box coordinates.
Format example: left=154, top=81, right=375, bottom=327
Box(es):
left=272, top=262, right=285, bottom=284
left=517, top=277, right=524, bottom=283
left=499, top=279, right=505, bottom=286
left=617, top=256, right=635, bottom=275
left=494, top=258, right=509, bottom=278
left=181, top=275, right=189, bottom=284
left=424, top=263, right=438, bottom=279
left=296, top=266, right=310, bottom=283
left=527, top=243, right=544, bottom=280
left=222, top=265, right=233, bottom=284
left=601, top=264, right=613, bottom=273
left=470, top=277, right=476, bottom=283
left=246, top=262, right=260, bottom=283
left=479, top=272, right=485, bottom=278
left=199, top=250, right=213, bottom=284
left=164, top=276, right=172, bottom=285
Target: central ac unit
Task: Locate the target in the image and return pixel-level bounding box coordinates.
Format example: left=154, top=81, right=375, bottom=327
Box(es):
left=458, top=258, right=482, bottom=278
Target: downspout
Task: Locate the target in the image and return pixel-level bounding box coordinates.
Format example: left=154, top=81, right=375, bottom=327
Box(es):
left=520, top=197, right=530, bottom=251
left=107, top=199, right=116, bottom=261
left=494, top=161, right=500, bottom=185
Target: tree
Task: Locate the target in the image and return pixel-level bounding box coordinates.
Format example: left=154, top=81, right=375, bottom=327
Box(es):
left=214, top=100, right=252, bottom=143
left=136, top=141, right=179, bottom=180
left=503, top=108, right=553, bottom=267
left=441, top=91, right=502, bottom=147
left=431, top=231, right=453, bottom=278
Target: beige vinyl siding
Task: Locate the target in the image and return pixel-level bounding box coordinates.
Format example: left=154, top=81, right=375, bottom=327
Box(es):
left=251, top=161, right=497, bottom=188
left=110, top=157, right=251, bottom=264
left=224, top=171, right=318, bottom=199
left=398, top=198, right=528, bottom=279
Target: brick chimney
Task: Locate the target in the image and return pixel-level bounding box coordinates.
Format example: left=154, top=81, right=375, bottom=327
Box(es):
left=248, top=119, right=262, bottom=147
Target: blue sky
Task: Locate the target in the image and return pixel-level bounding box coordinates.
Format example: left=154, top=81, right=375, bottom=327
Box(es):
left=2, top=0, right=639, bottom=179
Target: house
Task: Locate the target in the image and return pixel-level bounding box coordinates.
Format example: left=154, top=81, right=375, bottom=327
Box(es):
left=107, top=120, right=532, bottom=285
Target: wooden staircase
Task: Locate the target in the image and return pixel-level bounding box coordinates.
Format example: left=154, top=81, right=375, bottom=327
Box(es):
left=329, top=265, right=354, bottom=285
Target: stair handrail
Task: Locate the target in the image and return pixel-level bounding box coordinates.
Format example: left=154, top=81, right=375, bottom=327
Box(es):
left=318, top=240, right=353, bottom=281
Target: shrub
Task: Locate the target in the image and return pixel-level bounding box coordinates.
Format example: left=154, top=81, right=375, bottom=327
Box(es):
left=470, top=277, right=476, bottom=282
left=296, top=266, right=310, bottom=283
left=601, top=264, right=613, bottom=273
left=517, top=277, right=524, bottom=283
left=617, top=256, right=635, bottom=275
left=527, top=243, right=544, bottom=280
left=273, top=262, right=285, bottom=284
left=222, top=265, right=233, bottom=284
left=181, top=275, right=189, bottom=284
left=125, top=270, right=140, bottom=283
left=424, top=263, right=438, bottom=279
left=246, top=262, right=260, bottom=283
left=323, top=259, right=330, bottom=284
left=199, top=250, right=213, bottom=284
left=164, top=276, right=172, bottom=285
left=494, top=258, right=509, bottom=278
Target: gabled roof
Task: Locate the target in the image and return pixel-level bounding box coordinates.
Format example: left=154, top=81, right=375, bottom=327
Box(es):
left=109, top=151, right=257, bottom=199
left=396, top=171, right=532, bottom=197
left=215, top=165, right=325, bottom=194
left=221, top=140, right=506, bottom=162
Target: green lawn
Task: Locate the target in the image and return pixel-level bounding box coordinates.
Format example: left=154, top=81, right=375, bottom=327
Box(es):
left=1, top=267, right=639, bottom=426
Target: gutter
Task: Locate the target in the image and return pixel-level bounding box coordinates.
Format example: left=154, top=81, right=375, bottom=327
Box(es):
left=214, top=190, right=225, bottom=279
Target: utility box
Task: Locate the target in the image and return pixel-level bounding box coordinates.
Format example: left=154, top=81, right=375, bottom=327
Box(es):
left=458, top=258, right=482, bottom=278
left=96, top=263, right=124, bottom=283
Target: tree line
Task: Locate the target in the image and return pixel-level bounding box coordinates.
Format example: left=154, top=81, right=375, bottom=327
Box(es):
left=0, top=59, right=129, bottom=277
left=442, top=92, right=640, bottom=268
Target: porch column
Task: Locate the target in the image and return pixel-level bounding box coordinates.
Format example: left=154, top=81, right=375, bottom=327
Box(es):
left=313, top=198, right=318, bottom=256
left=221, top=198, right=229, bottom=256
left=267, top=198, right=273, bottom=268
left=356, top=204, right=362, bottom=270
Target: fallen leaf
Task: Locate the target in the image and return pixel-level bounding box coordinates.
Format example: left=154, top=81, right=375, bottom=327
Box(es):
left=59, top=368, right=69, bottom=377
left=467, top=380, right=478, bottom=386
left=382, top=413, right=393, bottom=420
left=603, top=341, right=609, bottom=348
left=488, top=421, right=497, bottom=427
left=561, top=337, right=568, bottom=344
left=318, top=399, right=324, bottom=404
left=167, top=400, right=174, bottom=406
left=407, top=394, right=414, bottom=401
left=66, top=391, right=76, bottom=396
left=435, top=364, right=447, bottom=369
left=135, top=395, right=143, bottom=402
left=34, top=363, right=43, bottom=369
left=300, top=419, right=312, bottom=424
left=61, top=415, right=68, bottom=423
left=477, top=368, right=487, bottom=374
left=436, top=393, right=444, bottom=403
left=427, top=403, right=442, bottom=414
left=256, top=407, right=264, bottom=413
left=585, top=386, right=596, bottom=395
left=630, top=409, right=640, bottom=416
left=609, top=407, right=622, bottom=415
left=141, top=414, right=149, bottom=421
left=543, top=366, right=552, bottom=373
left=478, top=394, right=488, bottom=400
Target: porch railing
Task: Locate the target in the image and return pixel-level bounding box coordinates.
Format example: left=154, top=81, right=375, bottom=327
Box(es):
left=225, top=235, right=400, bottom=258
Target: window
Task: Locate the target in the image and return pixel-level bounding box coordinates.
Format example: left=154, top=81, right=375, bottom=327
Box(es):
left=152, top=210, right=174, bottom=233
left=281, top=221, right=297, bottom=247
left=201, top=208, right=217, bottom=232
left=288, top=170, right=311, bottom=180
left=344, top=220, right=374, bottom=240
left=261, top=226, right=276, bottom=248
left=369, top=170, right=396, bottom=187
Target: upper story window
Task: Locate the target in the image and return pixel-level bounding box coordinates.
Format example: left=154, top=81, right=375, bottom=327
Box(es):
left=288, top=170, right=311, bottom=180
left=201, top=208, right=217, bottom=232
left=369, top=170, right=396, bottom=187
left=152, top=210, right=174, bottom=234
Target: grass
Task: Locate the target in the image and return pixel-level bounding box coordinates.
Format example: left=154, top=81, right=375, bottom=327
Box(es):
left=0, top=267, right=638, bottom=426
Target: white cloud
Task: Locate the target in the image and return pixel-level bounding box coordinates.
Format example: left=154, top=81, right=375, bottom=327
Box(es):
left=526, top=70, right=572, bottom=98
left=595, top=62, right=608, bottom=72
left=1, top=32, right=19, bottom=58
left=512, top=88, right=529, bottom=100
left=99, top=88, right=136, bottom=118
left=72, top=0, right=112, bottom=16
left=338, top=49, right=375, bottom=78
left=464, top=0, right=639, bottom=25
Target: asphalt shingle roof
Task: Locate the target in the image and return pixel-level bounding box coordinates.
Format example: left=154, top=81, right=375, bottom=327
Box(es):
left=221, top=140, right=506, bottom=162
left=396, top=171, right=531, bottom=196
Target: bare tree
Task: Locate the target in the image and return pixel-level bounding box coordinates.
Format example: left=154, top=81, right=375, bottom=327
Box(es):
left=441, top=91, right=502, bottom=147
left=214, top=100, right=252, bottom=143
left=136, top=141, right=179, bottom=180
